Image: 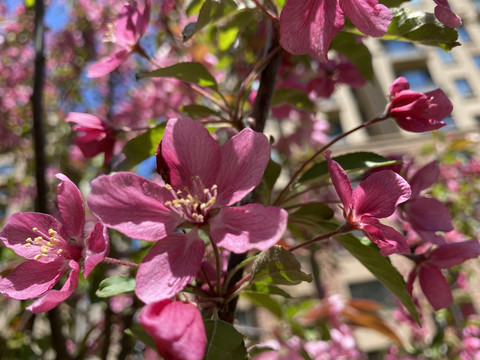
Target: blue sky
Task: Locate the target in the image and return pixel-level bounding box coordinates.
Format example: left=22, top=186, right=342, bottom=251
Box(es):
left=5, top=0, right=69, bottom=30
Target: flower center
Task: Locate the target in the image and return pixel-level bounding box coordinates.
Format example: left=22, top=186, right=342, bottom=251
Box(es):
left=164, top=176, right=217, bottom=224
left=25, top=227, right=78, bottom=261
left=103, top=23, right=117, bottom=44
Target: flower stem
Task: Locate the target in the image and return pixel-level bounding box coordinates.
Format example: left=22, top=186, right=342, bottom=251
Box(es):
left=288, top=229, right=342, bottom=252
left=273, top=115, right=387, bottom=206
left=210, top=241, right=223, bottom=296
left=102, top=257, right=139, bottom=269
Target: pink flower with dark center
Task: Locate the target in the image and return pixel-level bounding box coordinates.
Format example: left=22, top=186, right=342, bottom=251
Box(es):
left=87, top=0, right=151, bottom=78
left=407, top=240, right=480, bottom=310
left=66, top=112, right=116, bottom=163
left=0, top=174, right=109, bottom=313
left=386, top=77, right=453, bottom=133
left=401, top=161, right=453, bottom=245
left=139, top=299, right=206, bottom=360
left=325, top=151, right=411, bottom=256
left=279, top=0, right=392, bottom=62
left=88, top=118, right=288, bottom=303
left=433, top=0, right=462, bottom=28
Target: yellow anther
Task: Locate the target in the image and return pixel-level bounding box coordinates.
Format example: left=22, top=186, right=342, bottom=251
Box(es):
left=47, top=242, right=53, bottom=247
left=48, top=229, right=57, bottom=236
left=187, top=194, right=194, bottom=202
left=211, top=185, right=218, bottom=190
left=177, top=189, right=182, bottom=195
left=33, top=227, right=38, bottom=232
left=57, top=249, right=63, bottom=255
left=25, top=243, right=31, bottom=247
left=34, top=254, right=42, bottom=261
left=26, top=237, right=33, bottom=243
left=40, top=246, right=49, bottom=254
left=165, top=184, right=173, bottom=191
left=203, top=189, right=209, bottom=194
left=165, top=200, right=172, bottom=207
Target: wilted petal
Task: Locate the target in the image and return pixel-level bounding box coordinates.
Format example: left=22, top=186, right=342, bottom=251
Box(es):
left=209, top=204, right=288, bottom=253
left=341, top=0, right=392, bottom=37
left=83, top=222, right=110, bottom=278
left=0, top=260, right=66, bottom=300
left=55, top=174, right=85, bottom=241
left=433, top=0, right=462, bottom=28
left=136, top=232, right=204, bottom=303
left=418, top=263, right=453, bottom=310
left=215, top=129, right=270, bottom=206
left=429, top=240, right=480, bottom=268
left=361, top=219, right=409, bottom=256
left=139, top=299, right=206, bottom=360
left=409, top=161, right=440, bottom=197
left=160, top=118, right=220, bottom=189
left=87, top=48, right=130, bottom=78
left=88, top=173, right=180, bottom=241
left=325, top=151, right=353, bottom=213
left=27, top=260, right=80, bottom=313
left=279, top=0, right=344, bottom=62
left=351, top=170, right=411, bottom=218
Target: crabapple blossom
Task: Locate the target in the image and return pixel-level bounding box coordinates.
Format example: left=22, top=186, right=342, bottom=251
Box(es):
left=433, top=0, right=462, bottom=28
left=279, top=0, right=392, bottom=62
left=88, top=118, right=288, bottom=302
left=325, top=151, right=411, bottom=256
left=0, top=174, right=109, bottom=313
left=386, top=77, right=453, bottom=133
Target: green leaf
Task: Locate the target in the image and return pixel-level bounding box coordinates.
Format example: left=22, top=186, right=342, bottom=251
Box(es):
left=242, top=292, right=283, bottom=318
left=379, top=0, right=410, bottom=6
left=250, top=245, right=313, bottom=286
left=183, top=0, right=238, bottom=41
left=125, top=324, right=157, bottom=351
left=96, top=275, right=136, bottom=298
left=384, top=8, right=460, bottom=51
left=256, top=159, right=282, bottom=204
left=204, top=319, right=247, bottom=360
left=299, top=151, right=398, bottom=183
left=217, top=10, right=253, bottom=51
left=138, top=62, right=218, bottom=90
left=271, top=88, right=315, bottom=113
left=330, top=32, right=373, bottom=81
left=246, top=282, right=292, bottom=298
left=117, top=123, right=166, bottom=171
left=25, top=0, right=35, bottom=7
left=334, top=233, right=420, bottom=324
left=181, top=104, right=220, bottom=118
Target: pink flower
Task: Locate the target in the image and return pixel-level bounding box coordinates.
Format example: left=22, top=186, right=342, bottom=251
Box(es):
left=88, top=118, right=288, bottom=303
left=66, top=112, right=116, bottom=163
left=0, top=174, right=109, bottom=313
left=87, top=0, right=151, bottom=78
left=433, top=0, right=462, bottom=28
left=138, top=299, right=206, bottom=360
left=279, top=0, right=392, bottom=62
left=325, top=151, right=411, bottom=256
left=386, top=77, right=453, bottom=133
left=401, top=161, right=453, bottom=245
left=407, top=240, right=480, bottom=310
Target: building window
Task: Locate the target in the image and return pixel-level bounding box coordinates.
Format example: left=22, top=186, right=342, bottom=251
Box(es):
left=473, top=55, right=480, bottom=69
left=440, top=116, right=457, bottom=131
left=382, top=40, right=421, bottom=58
left=437, top=49, right=455, bottom=64
left=473, top=0, right=480, bottom=11
left=454, top=78, right=474, bottom=98
left=458, top=26, right=471, bottom=43
left=395, top=68, right=436, bottom=92
left=348, top=280, right=395, bottom=308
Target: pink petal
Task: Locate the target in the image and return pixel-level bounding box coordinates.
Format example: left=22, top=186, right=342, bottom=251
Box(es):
left=209, top=204, right=288, bottom=253
left=87, top=48, right=130, bottom=78
left=361, top=219, right=409, bottom=256
left=418, top=263, right=453, bottom=310
left=429, top=240, right=480, bottom=268
left=135, top=232, right=204, bottom=303
left=404, top=197, right=453, bottom=239
left=341, top=0, right=392, bottom=37
left=159, top=118, right=220, bottom=190
left=115, top=1, right=138, bottom=46
left=139, top=300, right=206, bottom=360
left=83, top=222, right=110, bottom=278
left=336, top=61, right=366, bottom=88
left=325, top=151, right=353, bottom=214
left=0, top=212, right=66, bottom=261
left=65, top=112, right=104, bottom=130
left=409, top=161, right=440, bottom=198
left=424, top=88, right=453, bottom=121
left=433, top=0, right=462, bottom=28
left=137, top=0, right=151, bottom=36
left=27, top=260, right=80, bottom=313
left=215, top=129, right=270, bottom=206
left=87, top=173, right=180, bottom=241
left=389, top=77, right=410, bottom=96
left=0, top=260, right=67, bottom=300
left=279, top=0, right=344, bottom=62
left=55, top=174, right=85, bottom=241
left=351, top=170, right=411, bottom=218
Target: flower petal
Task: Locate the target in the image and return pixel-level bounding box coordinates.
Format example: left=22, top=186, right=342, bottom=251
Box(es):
left=160, top=118, right=220, bottom=189
left=0, top=260, right=67, bottom=300
left=55, top=174, right=85, bottom=241
left=341, top=0, right=392, bottom=37
left=409, top=161, right=440, bottom=198
left=429, top=240, right=480, bottom=269
left=87, top=48, right=130, bottom=78
left=209, top=204, right=288, bottom=253
left=27, top=260, right=80, bottom=313
left=0, top=212, right=66, bottom=261
left=135, top=232, right=204, bottom=303
left=352, top=170, right=411, bottom=218
left=325, top=151, right=353, bottom=213
left=87, top=173, right=180, bottom=241
left=389, top=77, right=410, bottom=96
left=215, top=129, right=270, bottom=206
left=361, top=219, right=409, bottom=256
left=136, top=0, right=151, bottom=36
left=418, top=263, right=453, bottom=310
left=433, top=0, right=462, bottom=28
left=83, top=222, right=110, bottom=278
left=115, top=1, right=138, bottom=45
left=139, top=300, right=206, bottom=360
left=279, top=0, right=344, bottom=62
left=65, top=112, right=105, bottom=130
